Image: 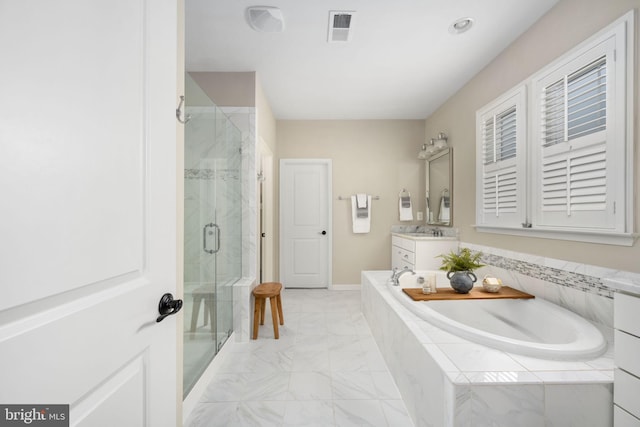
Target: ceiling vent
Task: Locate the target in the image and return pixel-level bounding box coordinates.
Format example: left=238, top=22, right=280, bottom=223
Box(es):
left=328, top=11, right=355, bottom=43
left=246, top=6, right=285, bottom=33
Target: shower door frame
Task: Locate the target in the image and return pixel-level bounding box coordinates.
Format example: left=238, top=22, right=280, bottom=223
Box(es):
left=182, top=83, right=242, bottom=398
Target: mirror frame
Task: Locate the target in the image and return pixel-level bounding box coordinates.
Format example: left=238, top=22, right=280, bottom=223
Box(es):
left=425, top=147, right=453, bottom=226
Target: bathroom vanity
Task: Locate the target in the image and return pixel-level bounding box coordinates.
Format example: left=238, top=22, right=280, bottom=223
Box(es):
left=391, top=233, right=458, bottom=271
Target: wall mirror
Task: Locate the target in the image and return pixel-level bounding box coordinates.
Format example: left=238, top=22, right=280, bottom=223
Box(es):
left=425, top=148, right=452, bottom=226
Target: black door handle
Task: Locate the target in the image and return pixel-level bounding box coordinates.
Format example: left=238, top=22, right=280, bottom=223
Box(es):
left=156, top=293, right=183, bottom=322
left=321, top=230, right=327, bottom=235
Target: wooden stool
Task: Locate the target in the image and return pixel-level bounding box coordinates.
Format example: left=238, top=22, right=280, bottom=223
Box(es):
left=252, top=282, right=284, bottom=339
left=190, top=285, right=215, bottom=335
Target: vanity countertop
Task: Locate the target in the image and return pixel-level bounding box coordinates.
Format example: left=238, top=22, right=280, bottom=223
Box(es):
left=392, top=232, right=458, bottom=241
left=604, top=277, right=640, bottom=297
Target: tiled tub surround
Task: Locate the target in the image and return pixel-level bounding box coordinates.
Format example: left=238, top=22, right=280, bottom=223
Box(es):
left=462, top=243, right=640, bottom=329
left=362, top=271, right=614, bottom=426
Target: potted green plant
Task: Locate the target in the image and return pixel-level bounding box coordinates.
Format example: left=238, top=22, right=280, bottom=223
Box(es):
left=438, top=248, right=484, bottom=294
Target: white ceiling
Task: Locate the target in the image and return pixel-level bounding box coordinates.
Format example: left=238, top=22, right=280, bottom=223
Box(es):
left=186, top=0, right=560, bottom=120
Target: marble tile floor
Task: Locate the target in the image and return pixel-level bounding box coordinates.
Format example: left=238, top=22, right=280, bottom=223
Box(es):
left=186, top=288, right=415, bottom=427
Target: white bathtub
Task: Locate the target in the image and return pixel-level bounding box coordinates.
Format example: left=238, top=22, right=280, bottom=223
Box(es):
left=391, top=271, right=607, bottom=360
left=363, top=270, right=614, bottom=426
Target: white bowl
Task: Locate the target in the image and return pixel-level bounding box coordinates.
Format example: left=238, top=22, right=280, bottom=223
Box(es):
left=482, top=282, right=502, bottom=293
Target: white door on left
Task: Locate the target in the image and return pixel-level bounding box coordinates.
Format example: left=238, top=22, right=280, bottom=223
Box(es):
left=0, top=1, right=180, bottom=426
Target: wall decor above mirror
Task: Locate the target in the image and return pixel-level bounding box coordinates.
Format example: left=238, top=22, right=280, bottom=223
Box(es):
left=425, top=148, right=452, bottom=226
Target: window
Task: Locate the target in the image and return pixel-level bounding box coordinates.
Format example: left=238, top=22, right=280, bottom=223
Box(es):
left=475, top=12, right=633, bottom=245
left=541, top=56, right=607, bottom=148
left=532, top=23, right=626, bottom=234
left=476, top=87, right=526, bottom=227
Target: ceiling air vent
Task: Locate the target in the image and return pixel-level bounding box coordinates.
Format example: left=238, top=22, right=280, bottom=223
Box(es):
left=328, top=11, right=355, bottom=43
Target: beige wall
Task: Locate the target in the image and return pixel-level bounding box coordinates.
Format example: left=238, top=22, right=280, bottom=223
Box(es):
left=256, top=78, right=277, bottom=153
left=277, top=120, right=426, bottom=285
left=256, top=77, right=277, bottom=282
left=189, top=71, right=256, bottom=107
left=425, top=0, right=640, bottom=273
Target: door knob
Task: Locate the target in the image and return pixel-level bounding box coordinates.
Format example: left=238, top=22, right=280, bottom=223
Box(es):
left=320, top=230, right=327, bottom=235
left=156, top=293, right=183, bottom=323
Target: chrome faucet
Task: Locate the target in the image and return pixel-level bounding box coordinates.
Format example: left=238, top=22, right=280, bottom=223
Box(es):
left=431, top=227, right=442, bottom=237
left=390, top=266, right=416, bottom=286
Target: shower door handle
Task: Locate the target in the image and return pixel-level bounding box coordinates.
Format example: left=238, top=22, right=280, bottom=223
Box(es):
left=203, top=223, right=221, bottom=254
left=203, top=223, right=214, bottom=254
left=212, top=223, right=220, bottom=253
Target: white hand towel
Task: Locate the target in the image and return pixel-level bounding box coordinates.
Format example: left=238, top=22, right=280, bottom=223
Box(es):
left=351, top=195, right=371, bottom=233
left=356, top=193, right=367, bottom=208
left=399, top=196, right=413, bottom=221
left=439, top=196, right=450, bottom=222
left=355, top=193, right=368, bottom=218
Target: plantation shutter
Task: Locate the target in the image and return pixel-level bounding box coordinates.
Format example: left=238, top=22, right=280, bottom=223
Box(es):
left=476, top=87, right=526, bottom=227
left=541, top=57, right=607, bottom=148
left=534, top=37, right=621, bottom=231
left=476, top=15, right=631, bottom=244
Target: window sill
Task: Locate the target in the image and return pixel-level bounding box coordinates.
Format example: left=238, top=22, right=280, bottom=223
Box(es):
left=474, top=225, right=636, bottom=247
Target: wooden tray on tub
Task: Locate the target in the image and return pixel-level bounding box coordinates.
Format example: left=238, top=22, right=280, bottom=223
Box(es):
left=402, top=286, right=534, bottom=301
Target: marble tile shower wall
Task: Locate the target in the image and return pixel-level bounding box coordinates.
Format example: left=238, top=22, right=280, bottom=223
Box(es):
left=221, top=106, right=256, bottom=342
left=221, top=107, right=257, bottom=282
left=463, top=242, right=640, bottom=328
left=182, top=106, right=256, bottom=342
left=184, top=107, right=244, bottom=287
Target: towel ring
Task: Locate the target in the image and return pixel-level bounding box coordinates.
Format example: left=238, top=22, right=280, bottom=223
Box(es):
left=399, top=188, right=411, bottom=198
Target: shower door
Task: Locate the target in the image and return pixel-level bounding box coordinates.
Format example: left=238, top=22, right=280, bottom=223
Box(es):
left=183, top=74, right=242, bottom=396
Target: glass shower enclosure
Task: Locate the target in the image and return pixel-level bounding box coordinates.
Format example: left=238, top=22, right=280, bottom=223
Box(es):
left=183, top=74, right=242, bottom=396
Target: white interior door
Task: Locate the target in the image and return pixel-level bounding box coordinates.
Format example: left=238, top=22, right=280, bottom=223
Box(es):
left=0, top=1, right=179, bottom=426
left=280, top=159, right=332, bottom=288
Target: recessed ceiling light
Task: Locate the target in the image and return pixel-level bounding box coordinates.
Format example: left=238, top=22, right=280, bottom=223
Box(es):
left=449, top=17, right=474, bottom=34
left=246, top=6, right=285, bottom=33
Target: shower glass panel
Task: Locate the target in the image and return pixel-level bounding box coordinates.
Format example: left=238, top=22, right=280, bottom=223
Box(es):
left=183, top=74, right=242, bottom=397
